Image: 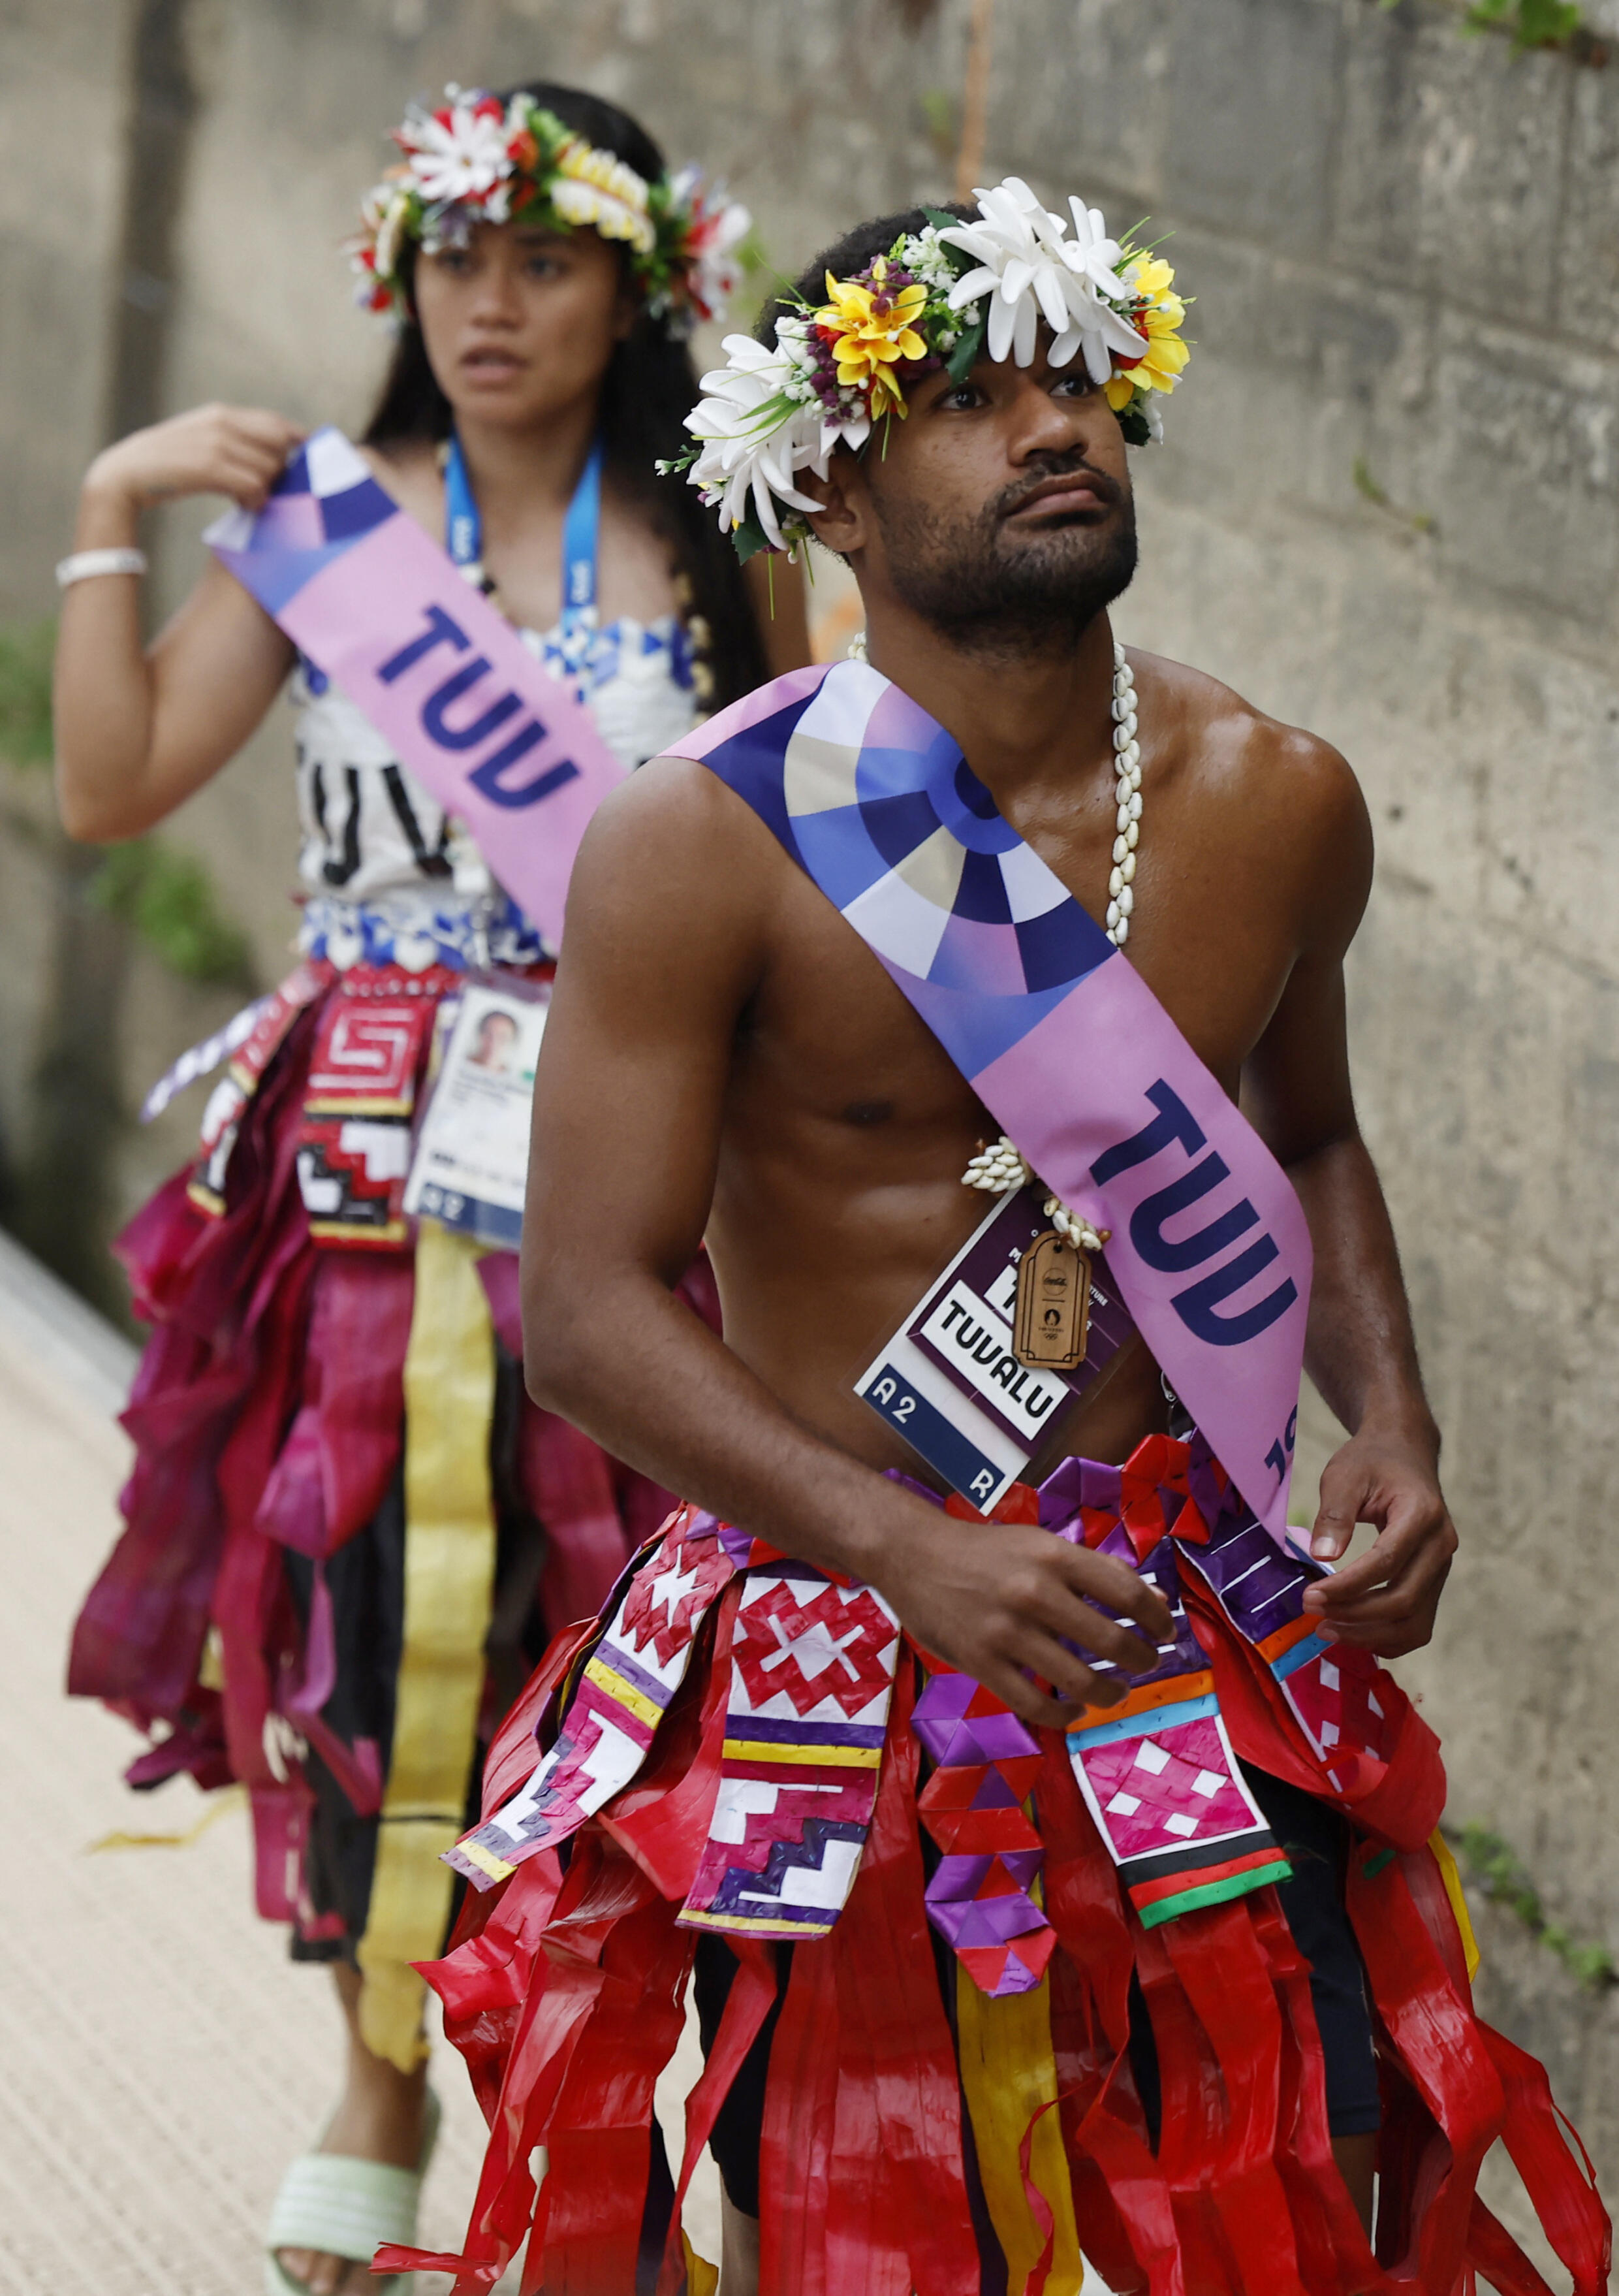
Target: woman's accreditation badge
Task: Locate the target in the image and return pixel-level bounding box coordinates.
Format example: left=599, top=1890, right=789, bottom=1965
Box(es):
left=402, top=976, right=550, bottom=1247
left=1013, top=1230, right=1091, bottom=1371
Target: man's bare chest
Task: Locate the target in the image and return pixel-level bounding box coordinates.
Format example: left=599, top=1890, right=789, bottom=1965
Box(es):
left=740, top=815, right=1293, bottom=1129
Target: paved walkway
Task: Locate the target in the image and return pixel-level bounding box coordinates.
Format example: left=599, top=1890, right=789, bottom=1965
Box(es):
left=0, top=1231, right=719, bottom=2294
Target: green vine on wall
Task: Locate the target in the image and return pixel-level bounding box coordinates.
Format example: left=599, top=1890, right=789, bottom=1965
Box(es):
left=1379, top=0, right=1604, bottom=59
left=1464, top=0, right=1584, bottom=47
left=0, top=619, right=253, bottom=991
left=1450, top=1821, right=1619, bottom=1990
left=0, top=618, right=55, bottom=768
left=87, top=840, right=253, bottom=989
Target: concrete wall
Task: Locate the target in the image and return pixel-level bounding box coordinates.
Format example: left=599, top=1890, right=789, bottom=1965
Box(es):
left=0, top=2, right=129, bottom=1219
left=1033, top=0, right=1619, bottom=2180
left=4, top=0, right=1618, bottom=2182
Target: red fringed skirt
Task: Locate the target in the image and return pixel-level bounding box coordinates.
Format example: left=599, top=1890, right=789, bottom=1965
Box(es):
left=388, top=1439, right=1609, bottom=2295
left=67, top=959, right=712, bottom=2025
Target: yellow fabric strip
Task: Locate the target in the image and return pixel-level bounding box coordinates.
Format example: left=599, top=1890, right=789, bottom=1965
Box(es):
left=719, top=1738, right=883, bottom=1768
left=358, top=1221, right=498, bottom=2072
left=1430, top=1828, right=1482, bottom=1984
left=198, top=1621, right=225, bottom=1692
left=957, top=1964, right=1086, bottom=2296
left=678, top=1909, right=834, bottom=1937
left=303, top=1091, right=417, bottom=1117
left=682, top=2229, right=719, bottom=2296
left=86, top=1783, right=245, bottom=1853
left=582, top=1653, right=666, bottom=1730
left=309, top=1216, right=411, bottom=1246
left=456, top=1840, right=516, bottom=1885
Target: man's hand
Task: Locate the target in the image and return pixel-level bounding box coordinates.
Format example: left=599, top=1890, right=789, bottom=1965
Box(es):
left=1301, top=1421, right=1457, bottom=1657
left=873, top=1505, right=1175, bottom=1732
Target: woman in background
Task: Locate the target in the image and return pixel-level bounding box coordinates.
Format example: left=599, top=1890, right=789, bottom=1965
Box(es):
left=54, top=81, right=806, bottom=2296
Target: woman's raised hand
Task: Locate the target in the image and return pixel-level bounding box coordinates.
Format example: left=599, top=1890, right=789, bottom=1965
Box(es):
left=57, top=404, right=307, bottom=841
left=84, top=404, right=307, bottom=520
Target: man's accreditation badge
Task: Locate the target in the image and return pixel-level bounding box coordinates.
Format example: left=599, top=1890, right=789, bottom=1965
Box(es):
left=855, top=1184, right=1135, bottom=1510
left=1013, top=1230, right=1091, bottom=1370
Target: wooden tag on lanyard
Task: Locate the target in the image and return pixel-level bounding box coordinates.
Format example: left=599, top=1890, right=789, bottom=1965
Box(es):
left=1013, top=1230, right=1092, bottom=1370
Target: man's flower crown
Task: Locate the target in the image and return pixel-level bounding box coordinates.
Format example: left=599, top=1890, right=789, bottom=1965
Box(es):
left=351, top=86, right=751, bottom=338
left=664, top=179, right=1189, bottom=560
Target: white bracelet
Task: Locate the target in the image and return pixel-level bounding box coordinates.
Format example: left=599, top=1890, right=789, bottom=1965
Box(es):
left=55, top=547, right=148, bottom=588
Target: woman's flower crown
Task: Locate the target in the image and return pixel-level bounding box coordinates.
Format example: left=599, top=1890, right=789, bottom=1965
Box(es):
left=351, top=86, right=751, bottom=337
left=665, top=178, right=1189, bottom=559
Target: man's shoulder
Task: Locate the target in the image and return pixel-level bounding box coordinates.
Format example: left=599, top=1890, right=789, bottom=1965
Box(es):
left=573, top=741, right=793, bottom=918
left=1147, top=649, right=1364, bottom=840
left=603, top=660, right=834, bottom=861
left=661, top=662, right=830, bottom=767
left=585, top=748, right=770, bottom=854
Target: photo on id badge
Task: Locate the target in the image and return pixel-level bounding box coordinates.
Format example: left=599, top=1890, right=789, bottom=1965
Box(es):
left=403, top=976, right=549, bottom=1247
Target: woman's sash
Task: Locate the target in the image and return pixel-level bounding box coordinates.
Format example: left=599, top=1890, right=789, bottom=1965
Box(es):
left=665, top=660, right=1313, bottom=1538
left=206, top=428, right=627, bottom=948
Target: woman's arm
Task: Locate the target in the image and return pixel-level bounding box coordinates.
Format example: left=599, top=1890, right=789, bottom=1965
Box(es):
left=54, top=404, right=306, bottom=842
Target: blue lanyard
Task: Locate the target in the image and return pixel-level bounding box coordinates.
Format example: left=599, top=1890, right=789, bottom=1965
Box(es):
left=443, top=430, right=603, bottom=643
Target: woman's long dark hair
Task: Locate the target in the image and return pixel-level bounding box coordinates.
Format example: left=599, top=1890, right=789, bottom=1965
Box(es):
left=362, top=81, right=766, bottom=712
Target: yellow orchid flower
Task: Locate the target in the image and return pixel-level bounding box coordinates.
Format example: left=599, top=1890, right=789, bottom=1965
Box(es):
left=1130, top=254, right=1178, bottom=304
left=815, top=255, right=930, bottom=419
left=1106, top=252, right=1190, bottom=404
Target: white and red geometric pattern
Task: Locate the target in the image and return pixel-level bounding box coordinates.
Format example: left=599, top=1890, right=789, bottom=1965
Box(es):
left=619, top=1542, right=732, bottom=1671
left=728, top=1573, right=900, bottom=1725
left=679, top=1566, right=900, bottom=1938
left=1276, top=1636, right=1395, bottom=1795
left=305, top=996, right=432, bottom=1115
left=445, top=1512, right=734, bottom=1890
left=1077, top=1712, right=1265, bottom=1865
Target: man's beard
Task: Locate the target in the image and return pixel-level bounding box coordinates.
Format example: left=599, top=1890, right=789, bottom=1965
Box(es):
left=872, top=457, right=1139, bottom=659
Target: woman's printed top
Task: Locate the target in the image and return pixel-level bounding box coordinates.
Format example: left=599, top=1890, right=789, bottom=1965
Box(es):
left=293, top=613, right=699, bottom=971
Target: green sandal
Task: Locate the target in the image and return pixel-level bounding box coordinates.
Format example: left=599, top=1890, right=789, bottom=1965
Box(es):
left=264, top=2088, right=441, bottom=2296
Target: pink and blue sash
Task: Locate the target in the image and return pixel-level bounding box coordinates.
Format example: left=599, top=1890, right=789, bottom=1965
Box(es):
left=207, top=428, right=626, bottom=948
left=667, top=660, right=1313, bottom=1536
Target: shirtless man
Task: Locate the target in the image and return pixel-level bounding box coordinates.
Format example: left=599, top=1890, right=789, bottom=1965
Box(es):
left=399, top=195, right=1599, bottom=2296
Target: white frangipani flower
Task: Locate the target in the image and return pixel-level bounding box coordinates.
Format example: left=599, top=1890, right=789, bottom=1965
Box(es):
left=939, top=177, right=1147, bottom=383
left=1063, top=197, right=1130, bottom=297
left=399, top=96, right=513, bottom=207
left=683, top=319, right=867, bottom=551
left=689, top=198, right=751, bottom=321
left=667, top=165, right=752, bottom=323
